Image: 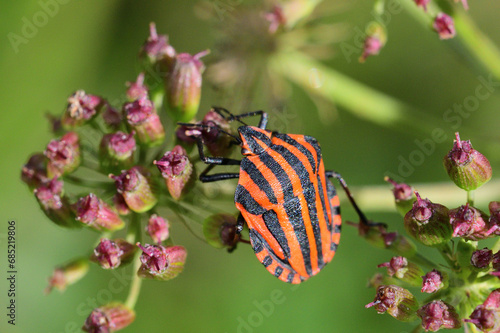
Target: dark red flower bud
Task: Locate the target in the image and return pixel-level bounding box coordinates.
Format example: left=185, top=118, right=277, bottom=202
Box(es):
left=203, top=213, right=241, bottom=251
left=136, top=243, right=187, bottom=281
left=433, top=13, right=456, bottom=40
left=154, top=145, right=195, bottom=200
left=417, top=300, right=461, bottom=331
left=126, top=73, right=148, bottom=101
left=201, top=109, right=234, bottom=157
left=21, top=153, right=49, bottom=189
left=74, top=193, right=125, bottom=232
left=366, top=285, right=419, bottom=322
left=34, top=178, right=77, bottom=228
left=471, top=248, right=493, bottom=270
left=449, top=204, right=490, bottom=241
left=404, top=192, right=451, bottom=246
left=91, top=239, right=136, bottom=269
left=124, top=97, right=165, bottom=146
left=112, top=193, right=130, bottom=216
left=110, top=167, right=158, bottom=213
left=359, top=24, right=386, bottom=63
left=62, top=90, right=102, bottom=128
left=421, top=270, right=448, bottom=293
left=101, top=103, right=122, bottom=130
left=487, top=202, right=500, bottom=236
left=45, top=258, right=89, bottom=294
left=465, top=289, right=500, bottom=331
left=99, top=131, right=136, bottom=173
left=140, top=22, right=176, bottom=70
left=82, top=303, right=135, bottom=333
left=444, top=132, right=491, bottom=191
left=147, top=214, right=170, bottom=244
left=45, top=131, right=81, bottom=178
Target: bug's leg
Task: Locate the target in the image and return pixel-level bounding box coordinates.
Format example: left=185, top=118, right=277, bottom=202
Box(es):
left=196, top=136, right=241, bottom=166
left=212, top=107, right=268, bottom=129
left=325, top=171, right=373, bottom=227
left=199, top=164, right=240, bottom=183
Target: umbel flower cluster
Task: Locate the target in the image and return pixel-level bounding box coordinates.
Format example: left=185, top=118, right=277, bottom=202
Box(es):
left=21, top=23, right=243, bottom=332
left=363, top=133, right=500, bottom=332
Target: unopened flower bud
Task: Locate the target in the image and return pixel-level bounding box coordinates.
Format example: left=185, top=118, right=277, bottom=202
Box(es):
left=471, top=248, right=493, bottom=270
left=91, top=239, right=136, bottom=269
left=99, top=131, right=136, bottom=173
left=167, top=50, right=209, bottom=122
left=450, top=204, right=490, bottom=241
left=126, top=73, right=148, bottom=101
left=417, top=300, right=461, bottom=331
left=366, top=285, right=419, bottom=322
left=82, top=302, right=135, bottom=333
left=444, top=132, right=491, bottom=191
left=433, top=13, right=456, bottom=40
left=154, top=145, right=195, bottom=200
left=359, top=24, right=386, bottom=63
left=140, top=22, right=176, bottom=71
left=44, top=131, right=81, bottom=178
left=61, top=90, right=102, bottom=129
left=465, top=289, right=500, bottom=332
left=404, top=192, right=451, bottom=246
left=102, top=102, right=122, bottom=130
left=136, top=243, right=187, bottom=281
left=414, top=0, right=430, bottom=11
left=45, top=258, right=89, bottom=294
left=264, top=5, right=286, bottom=34
left=34, top=178, right=77, bottom=228
left=203, top=213, right=241, bottom=251
left=385, top=177, right=416, bottom=216
left=110, top=167, right=158, bottom=213
left=487, top=201, right=500, bottom=236
left=492, top=251, right=500, bottom=273
left=112, top=193, right=130, bottom=216
left=147, top=214, right=170, bottom=244
left=124, top=97, right=165, bottom=146
left=201, top=109, right=234, bottom=157
left=421, top=270, right=448, bottom=293
left=21, top=153, right=49, bottom=189
left=74, top=193, right=125, bottom=231
left=378, top=256, right=423, bottom=286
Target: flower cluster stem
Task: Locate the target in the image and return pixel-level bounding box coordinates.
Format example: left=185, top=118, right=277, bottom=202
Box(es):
left=125, top=213, right=143, bottom=309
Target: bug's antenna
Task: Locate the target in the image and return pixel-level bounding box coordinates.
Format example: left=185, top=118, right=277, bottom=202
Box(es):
left=211, top=106, right=248, bottom=126
left=178, top=122, right=242, bottom=144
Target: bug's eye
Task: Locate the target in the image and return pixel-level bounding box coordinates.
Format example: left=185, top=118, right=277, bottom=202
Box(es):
left=241, top=148, right=251, bottom=156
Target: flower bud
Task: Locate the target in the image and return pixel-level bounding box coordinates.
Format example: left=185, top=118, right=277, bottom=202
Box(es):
left=365, top=285, right=419, bottom=322
left=61, top=90, right=102, bottom=129
left=34, top=178, right=77, bottom=228
left=21, top=153, right=49, bottom=189
left=166, top=50, right=209, bottom=122
left=417, top=300, right=461, bottom=331
left=385, top=177, right=416, bottom=217
left=450, top=204, right=490, bottom=241
left=44, top=131, right=81, bottom=178
left=82, top=302, right=135, bottom=333
left=147, top=214, right=170, bottom=244
left=154, top=145, right=195, bottom=200
left=112, top=193, right=130, bottom=216
left=201, top=109, right=234, bottom=157
left=421, top=270, right=448, bottom=293
left=74, top=193, right=125, bottom=232
left=203, top=213, right=241, bottom=251
left=492, top=251, right=500, bottom=273
left=443, top=132, right=491, bottom=191
left=126, top=72, right=148, bottom=101
left=404, top=192, right=451, bottom=246
left=433, top=13, right=456, bottom=40
left=264, top=5, right=286, bottom=34
left=175, top=123, right=197, bottom=149
left=99, top=131, right=136, bottom=173
left=471, top=248, right=493, bottom=271
left=378, top=256, right=423, bottom=286
left=465, top=289, right=500, bottom=332
left=487, top=201, right=500, bottom=236
left=136, top=243, right=187, bottom=281
left=110, top=167, right=158, bottom=213
left=414, top=0, right=430, bottom=11
left=45, top=258, right=89, bottom=294
left=140, top=22, right=176, bottom=71
left=102, top=102, right=122, bottom=130
left=359, top=24, right=386, bottom=63
left=124, top=97, right=165, bottom=146
left=91, top=239, right=136, bottom=269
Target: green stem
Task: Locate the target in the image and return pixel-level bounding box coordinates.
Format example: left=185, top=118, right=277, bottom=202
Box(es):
left=63, top=174, right=113, bottom=189
left=271, top=51, right=476, bottom=138
left=467, top=190, right=475, bottom=206
left=125, top=251, right=142, bottom=309
left=412, top=252, right=438, bottom=270
left=438, top=243, right=461, bottom=272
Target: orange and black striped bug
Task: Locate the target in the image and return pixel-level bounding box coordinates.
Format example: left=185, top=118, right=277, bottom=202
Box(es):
left=182, top=107, right=371, bottom=284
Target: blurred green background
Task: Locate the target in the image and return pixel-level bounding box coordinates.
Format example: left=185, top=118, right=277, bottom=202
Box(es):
left=1, top=1, right=500, bottom=332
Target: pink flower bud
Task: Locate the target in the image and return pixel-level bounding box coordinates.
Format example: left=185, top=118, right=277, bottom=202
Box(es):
left=74, top=193, right=125, bottom=232
left=385, top=177, right=416, bottom=216
left=136, top=243, right=187, bottom=281
left=140, top=22, right=176, bottom=70
left=21, top=153, right=49, bottom=189
left=101, top=102, right=122, bottom=130
left=82, top=303, right=135, bottom=333
left=471, top=248, right=493, bottom=270
left=366, top=285, right=419, bottom=322
left=91, top=239, right=136, bottom=269
left=110, top=167, right=158, bottom=213
left=124, top=97, right=165, bottom=146
left=126, top=73, right=148, bottom=101
left=433, top=13, right=456, bottom=40
left=417, top=300, right=461, bottom=331
left=449, top=204, right=490, bottom=241
left=45, top=258, right=89, bottom=294
left=465, top=289, right=500, bottom=332
left=147, top=214, right=170, bottom=244
left=154, top=145, right=195, bottom=200
left=99, top=131, right=136, bottom=173
left=421, top=269, right=447, bottom=293
left=44, top=131, right=81, bottom=178
left=378, top=256, right=423, bottom=286
left=34, top=178, right=77, bottom=228
left=62, top=90, right=102, bottom=128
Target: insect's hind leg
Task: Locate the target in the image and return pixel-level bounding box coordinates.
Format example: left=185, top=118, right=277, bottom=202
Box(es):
left=199, top=164, right=240, bottom=183
left=212, top=107, right=268, bottom=129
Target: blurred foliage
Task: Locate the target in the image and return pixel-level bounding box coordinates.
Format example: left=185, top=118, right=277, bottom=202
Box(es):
left=1, top=0, right=500, bottom=332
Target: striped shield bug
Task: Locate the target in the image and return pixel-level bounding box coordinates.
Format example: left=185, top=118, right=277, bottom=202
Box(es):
left=182, top=107, right=371, bottom=284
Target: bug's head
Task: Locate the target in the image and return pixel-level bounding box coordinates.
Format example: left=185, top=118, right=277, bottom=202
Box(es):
left=238, top=126, right=272, bottom=156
